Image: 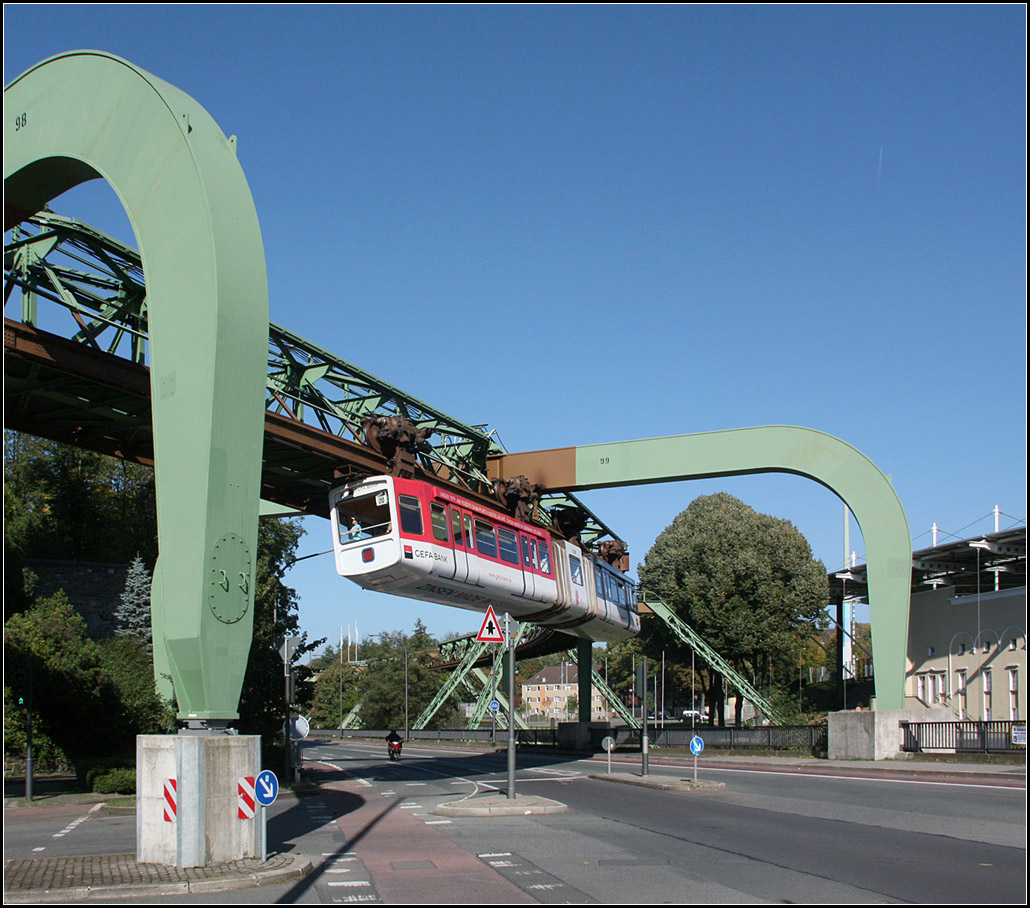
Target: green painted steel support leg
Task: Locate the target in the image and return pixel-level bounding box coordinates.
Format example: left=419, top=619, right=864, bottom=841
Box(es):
left=577, top=639, right=593, bottom=723
left=499, top=427, right=911, bottom=710
left=565, top=649, right=640, bottom=729
left=414, top=640, right=490, bottom=729
left=5, top=53, right=269, bottom=720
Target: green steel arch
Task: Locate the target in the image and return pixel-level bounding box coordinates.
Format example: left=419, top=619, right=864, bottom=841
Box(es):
left=492, top=426, right=912, bottom=710
left=4, top=51, right=269, bottom=720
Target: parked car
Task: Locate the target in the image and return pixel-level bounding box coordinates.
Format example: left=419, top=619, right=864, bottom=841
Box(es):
left=681, top=709, right=708, bottom=722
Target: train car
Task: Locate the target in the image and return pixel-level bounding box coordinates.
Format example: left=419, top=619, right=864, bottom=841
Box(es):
left=329, top=475, right=640, bottom=642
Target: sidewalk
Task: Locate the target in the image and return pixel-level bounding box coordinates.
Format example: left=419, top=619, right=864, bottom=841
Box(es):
left=4, top=751, right=1024, bottom=902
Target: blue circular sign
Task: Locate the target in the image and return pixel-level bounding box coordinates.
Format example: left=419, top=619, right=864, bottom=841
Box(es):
left=489, top=699, right=500, bottom=712
left=690, top=735, right=705, bottom=756
left=255, top=769, right=279, bottom=806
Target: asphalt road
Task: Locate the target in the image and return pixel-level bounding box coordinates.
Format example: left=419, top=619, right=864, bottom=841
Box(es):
left=4, top=739, right=1026, bottom=903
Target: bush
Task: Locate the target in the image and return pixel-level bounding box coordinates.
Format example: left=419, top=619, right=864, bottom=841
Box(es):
left=79, top=756, right=133, bottom=791
left=91, top=767, right=136, bottom=794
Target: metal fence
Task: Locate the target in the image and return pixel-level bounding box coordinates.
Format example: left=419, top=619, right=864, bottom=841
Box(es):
left=333, top=724, right=825, bottom=752
left=607, top=724, right=826, bottom=753
left=900, top=720, right=1026, bottom=754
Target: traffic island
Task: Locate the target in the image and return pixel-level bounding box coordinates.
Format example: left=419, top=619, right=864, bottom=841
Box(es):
left=434, top=793, right=567, bottom=817
left=589, top=772, right=726, bottom=792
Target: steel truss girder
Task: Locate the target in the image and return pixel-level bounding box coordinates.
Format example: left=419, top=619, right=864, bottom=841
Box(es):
left=468, top=667, right=529, bottom=730
left=412, top=639, right=491, bottom=730
left=5, top=213, right=624, bottom=549
left=635, top=601, right=788, bottom=725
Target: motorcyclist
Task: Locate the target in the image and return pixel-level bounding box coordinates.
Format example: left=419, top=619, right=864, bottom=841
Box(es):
left=386, top=729, right=402, bottom=758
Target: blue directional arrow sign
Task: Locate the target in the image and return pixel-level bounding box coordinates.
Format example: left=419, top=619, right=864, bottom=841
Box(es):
left=690, top=735, right=705, bottom=756
left=255, top=769, right=279, bottom=806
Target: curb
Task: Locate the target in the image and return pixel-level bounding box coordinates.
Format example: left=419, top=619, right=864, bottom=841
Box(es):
left=590, top=772, right=726, bottom=792
left=435, top=793, right=567, bottom=816
left=3, top=854, right=312, bottom=903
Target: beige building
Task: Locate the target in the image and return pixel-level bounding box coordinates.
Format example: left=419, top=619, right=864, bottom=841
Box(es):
left=521, top=663, right=609, bottom=721
left=906, top=582, right=1025, bottom=720
left=832, top=526, right=1025, bottom=721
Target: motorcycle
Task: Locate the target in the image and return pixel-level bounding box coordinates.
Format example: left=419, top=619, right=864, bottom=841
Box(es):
left=387, top=739, right=402, bottom=761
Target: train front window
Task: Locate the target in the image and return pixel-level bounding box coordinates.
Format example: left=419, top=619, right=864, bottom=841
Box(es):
left=336, top=491, right=391, bottom=544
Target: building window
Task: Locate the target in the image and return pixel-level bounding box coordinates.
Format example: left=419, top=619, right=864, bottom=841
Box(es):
left=1008, top=669, right=1019, bottom=721
left=956, top=669, right=967, bottom=720
left=983, top=670, right=992, bottom=721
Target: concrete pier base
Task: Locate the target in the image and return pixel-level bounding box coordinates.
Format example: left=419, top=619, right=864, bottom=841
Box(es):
left=137, top=734, right=262, bottom=867
left=827, top=708, right=929, bottom=760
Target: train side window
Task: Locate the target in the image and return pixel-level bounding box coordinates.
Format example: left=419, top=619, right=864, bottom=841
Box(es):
left=464, top=514, right=475, bottom=549
left=475, top=519, right=498, bottom=558
left=569, top=555, right=583, bottom=586
left=498, top=528, right=519, bottom=565
left=451, top=508, right=464, bottom=546
left=521, top=535, right=534, bottom=569
left=538, top=541, right=551, bottom=575
left=430, top=503, right=449, bottom=542
left=595, top=565, right=607, bottom=601
left=398, top=495, right=424, bottom=536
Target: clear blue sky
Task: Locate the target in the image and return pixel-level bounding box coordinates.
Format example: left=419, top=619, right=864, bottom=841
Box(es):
left=4, top=6, right=1025, bottom=647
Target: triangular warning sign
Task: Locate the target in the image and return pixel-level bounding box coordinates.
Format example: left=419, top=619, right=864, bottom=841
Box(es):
left=476, top=605, right=505, bottom=643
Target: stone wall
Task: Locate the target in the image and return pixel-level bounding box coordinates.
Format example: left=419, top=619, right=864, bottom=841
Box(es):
left=25, top=560, right=129, bottom=640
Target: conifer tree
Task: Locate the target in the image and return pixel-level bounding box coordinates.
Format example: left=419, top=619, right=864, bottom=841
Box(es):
left=115, top=554, right=152, bottom=644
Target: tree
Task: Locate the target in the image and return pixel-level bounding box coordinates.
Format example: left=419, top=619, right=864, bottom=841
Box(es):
left=4, top=431, right=157, bottom=567
left=307, top=659, right=361, bottom=728
left=114, top=554, right=152, bottom=644
left=236, top=516, right=323, bottom=746
left=4, top=590, right=172, bottom=771
left=637, top=493, right=828, bottom=725
left=357, top=620, right=457, bottom=730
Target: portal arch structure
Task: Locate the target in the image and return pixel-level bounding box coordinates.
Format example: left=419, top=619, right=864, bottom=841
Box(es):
left=491, top=426, right=912, bottom=709
left=4, top=51, right=269, bottom=720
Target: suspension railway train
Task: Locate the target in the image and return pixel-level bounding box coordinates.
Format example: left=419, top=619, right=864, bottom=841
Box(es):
left=329, top=475, right=640, bottom=642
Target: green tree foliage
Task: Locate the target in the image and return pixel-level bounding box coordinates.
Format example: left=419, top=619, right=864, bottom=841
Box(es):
left=4, top=433, right=323, bottom=757
left=4, top=591, right=173, bottom=770
left=357, top=620, right=457, bottom=730
left=307, top=657, right=361, bottom=728
left=236, top=516, right=323, bottom=745
left=100, top=634, right=176, bottom=736
left=4, top=431, right=157, bottom=566
left=637, top=493, right=828, bottom=725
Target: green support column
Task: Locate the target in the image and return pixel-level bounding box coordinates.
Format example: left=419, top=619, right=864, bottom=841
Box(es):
left=4, top=52, right=268, bottom=720
left=493, top=426, right=912, bottom=710
left=577, top=639, right=593, bottom=723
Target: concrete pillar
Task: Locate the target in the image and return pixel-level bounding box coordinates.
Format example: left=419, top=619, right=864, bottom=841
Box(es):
left=137, top=734, right=262, bottom=867
left=827, top=708, right=930, bottom=760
